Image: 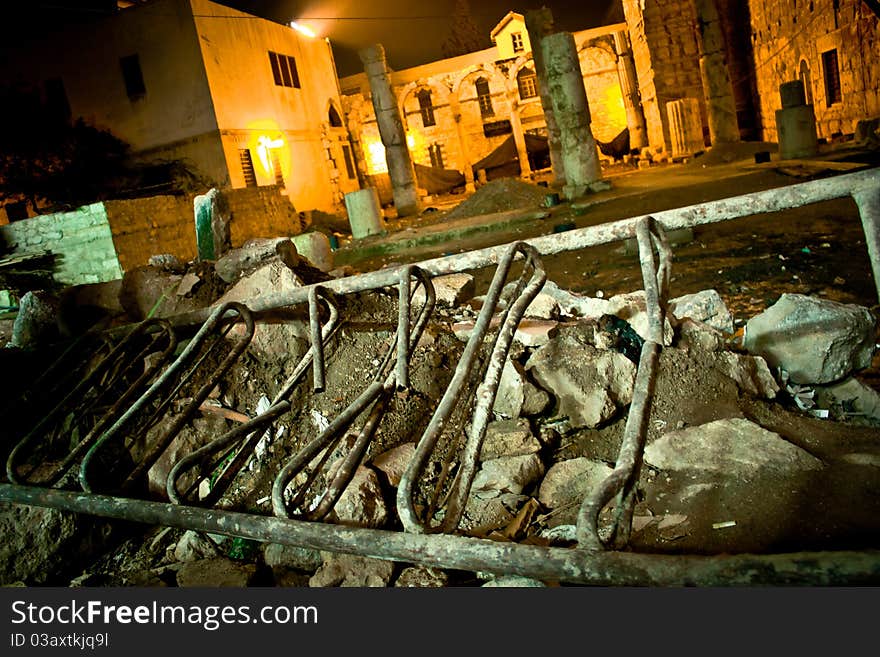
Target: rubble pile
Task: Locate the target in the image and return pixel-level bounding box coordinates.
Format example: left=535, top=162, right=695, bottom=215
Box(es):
left=445, top=178, right=550, bottom=221
left=1, top=241, right=879, bottom=587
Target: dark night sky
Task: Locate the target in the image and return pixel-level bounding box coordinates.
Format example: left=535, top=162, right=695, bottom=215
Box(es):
left=216, top=1, right=624, bottom=76
left=1, top=1, right=622, bottom=77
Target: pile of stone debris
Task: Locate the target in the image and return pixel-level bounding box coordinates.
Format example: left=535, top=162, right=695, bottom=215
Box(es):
left=2, top=238, right=879, bottom=587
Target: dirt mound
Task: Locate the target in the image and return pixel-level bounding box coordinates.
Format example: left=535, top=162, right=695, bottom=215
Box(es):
left=685, top=141, right=778, bottom=167
left=445, top=177, right=549, bottom=220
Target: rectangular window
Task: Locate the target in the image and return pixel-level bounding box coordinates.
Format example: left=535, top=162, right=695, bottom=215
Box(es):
left=269, top=51, right=301, bottom=89
left=517, top=71, right=538, bottom=100
left=44, top=77, right=70, bottom=121
left=342, top=144, right=356, bottom=180
left=120, top=54, right=146, bottom=100
left=822, top=49, right=841, bottom=106
left=428, top=143, right=444, bottom=169
left=418, top=90, right=436, bottom=127
left=511, top=32, right=524, bottom=53
left=239, top=149, right=257, bottom=187
left=475, top=78, right=494, bottom=118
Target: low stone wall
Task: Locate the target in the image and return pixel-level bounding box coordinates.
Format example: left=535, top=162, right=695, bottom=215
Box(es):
left=0, top=204, right=123, bottom=285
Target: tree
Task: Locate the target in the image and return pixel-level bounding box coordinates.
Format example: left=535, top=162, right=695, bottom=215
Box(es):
left=441, top=0, right=489, bottom=59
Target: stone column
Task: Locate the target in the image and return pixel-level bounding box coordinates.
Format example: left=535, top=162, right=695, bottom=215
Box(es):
left=612, top=30, right=648, bottom=151
left=525, top=8, right=565, bottom=185
left=450, top=96, right=476, bottom=193
left=540, top=32, right=605, bottom=201
left=692, top=0, right=740, bottom=145
left=508, top=93, right=532, bottom=180
left=359, top=44, right=421, bottom=217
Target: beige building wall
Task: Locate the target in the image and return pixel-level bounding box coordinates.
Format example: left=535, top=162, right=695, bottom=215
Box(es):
left=749, top=0, right=879, bottom=142
left=340, top=16, right=630, bottom=189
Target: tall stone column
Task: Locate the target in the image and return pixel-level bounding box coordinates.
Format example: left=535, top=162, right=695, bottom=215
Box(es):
left=359, top=44, right=421, bottom=217
left=508, top=92, right=532, bottom=179
left=612, top=30, right=648, bottom=151
left=540, top=32, right=605, bottom=201
left=525, top=8, right=565, bottom=185
left=692, top=0, right=740, bottom=145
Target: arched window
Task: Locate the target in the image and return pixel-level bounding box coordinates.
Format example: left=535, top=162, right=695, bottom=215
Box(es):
left=475, top=77, right=494, bottom=118
left=517, top=67, right=538, bottom=100
left=417, top=89, right=436, bottom=127
left=328, top=104, right=343, bottom=127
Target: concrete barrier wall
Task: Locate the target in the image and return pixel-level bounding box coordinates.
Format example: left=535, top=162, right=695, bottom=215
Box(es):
left=0, top=204, right=123, bottom=285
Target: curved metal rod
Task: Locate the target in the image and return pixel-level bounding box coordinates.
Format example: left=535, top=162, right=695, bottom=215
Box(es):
left=166, top=288, right=341, bottom=506
left=396, top=241, right=546, bottom=535
left=272, top=266, right=436, bottom=520
left=577, top=216, right=671, bottom=550
left=78, top=302, right=254, bottom=494
left=5, top=319, right=176, bottom=485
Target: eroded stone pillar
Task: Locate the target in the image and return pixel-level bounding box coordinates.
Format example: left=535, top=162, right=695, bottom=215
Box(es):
left=540, top=32, right=605, bottom=200
left=508, top=93, right=532, bottom=180
left=525, top=8, right=565, bottom=185
left=359, top=44, right=421, bottom=217
left=692, top=0, right=740, bottom=145
left=612, top=30, right=648, bottom=151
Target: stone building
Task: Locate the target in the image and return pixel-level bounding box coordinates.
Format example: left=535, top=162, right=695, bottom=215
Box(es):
left=340, top=13, right=639, bottom=197
left=0, top=0, right=359, bottom=222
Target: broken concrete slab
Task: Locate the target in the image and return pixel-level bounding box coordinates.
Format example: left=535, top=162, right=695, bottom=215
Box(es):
left=644, top=418, right=824, bottom=476
left=677, top=318, right=727, bottom=352
left=541, top=280, right=612, bottom=318
left=462, top=490, right=528, bottom=533
left=309, top=553, right=394, bottom=587
left=481, top=575, right=547, bottom=587
left=713, top=352, right=779, bottom=399
left=537, top=457, right=614, bottom=525
left=480, top=418, right=543, bottom=460
left=669, top=289, right=734, bottom=334
left=173, top=530, right=220, bottom=563
left=451, top=317, right=559, bottom=347
left=263, top=542, right=323, bottom=572
left=744, top=294, right=876, bottom=384
left=527, top=328, right=636, bottom=430
left=471, top=453, right=545, bottom=495
left=394, top=566, right=449, bottom=587
left=492, top=359, right=551, bottom=418
left=290, top=231, right=334, bottom=273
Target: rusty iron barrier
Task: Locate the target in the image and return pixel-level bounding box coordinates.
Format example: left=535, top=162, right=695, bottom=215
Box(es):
left=5, top=318, right=178, bottom=487
left=168, top=287, right=341, bottom=507
left=272, top=266, right=436, bottom=521
left=578, top=217, right=671, bottom=550
left=77, top=302, right=254, bottom=494
left=397, top=243, right=546, bottom=534
left=2, top=484, right=878, bottom=586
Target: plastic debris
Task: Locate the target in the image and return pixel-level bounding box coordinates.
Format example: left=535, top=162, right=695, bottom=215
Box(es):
left=712, top=520, right=736, bottom=529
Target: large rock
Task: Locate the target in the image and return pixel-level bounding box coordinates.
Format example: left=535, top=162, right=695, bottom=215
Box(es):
left=413, top=273, right=474, bottom=307
left=471, top=453, right=545, bottom=495
left=644, top=418, right=824, bottom=476
left=215, top=238, right=301, bottom=283
left=216, top=258, right=304, bottom=306
left=309, top=553, right=394, bottom=587
left=743, top=294, right=876, bottom=384
left=713, top=352, right=779, bottom=399
left=10, top=290, right=60, bottom=348
left=173, top=530, right=220, bottom=562
left=537, top=458, right=613, bottom=525
left=480, top=418, right=543, bottom=460
left=263, top=542, right=323, bottom=572
left=370, top=443, right=416, bottom=487
left=492, top=360, right=551, bottom=418
left=527, top=329, right=636, bottom=430
left=669, top=289, right=734, bottom=334
left=330, top=465, right=388, bottom=528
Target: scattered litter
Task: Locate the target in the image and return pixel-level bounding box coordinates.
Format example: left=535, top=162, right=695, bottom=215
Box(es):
left=810, top=409, right=830, bottom=419
left=712, top=520, right=736, bottom=529
left=787, top=383, right=816, bottom=410
left=311, top=409, right=331, bottom=433
left=256, top=496, right=270, bottom=506
left=801, top=247, right=811, bottom=254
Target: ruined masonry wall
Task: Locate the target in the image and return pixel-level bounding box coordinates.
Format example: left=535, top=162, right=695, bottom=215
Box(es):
left=622, top=0, right=705, bottom=154
left=107, top=186, right=302, bottom=273
left=0, top=205, right=123, bottom=286
left=749, top=0, right=880, bottom=142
